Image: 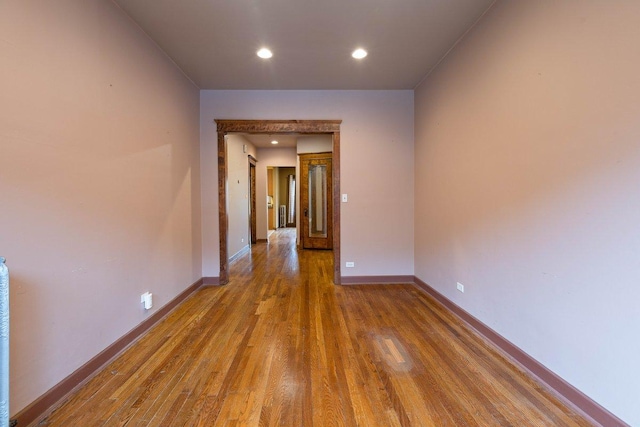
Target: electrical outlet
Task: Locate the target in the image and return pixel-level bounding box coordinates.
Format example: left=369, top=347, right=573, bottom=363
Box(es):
left=241, top=238, right=244, bottom=243
left=456, top=282, right=464, bottom=293
left=346, top=261, right=355, bottom=268
left=141, top=292, right=153, bottom=309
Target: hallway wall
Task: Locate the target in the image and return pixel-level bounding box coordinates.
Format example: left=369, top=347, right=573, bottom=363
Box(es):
left=227, top=135, right=256, bottom=258
left=414, top=1, right=640, bottom=424
left=0, top=0, right=201, bottom=415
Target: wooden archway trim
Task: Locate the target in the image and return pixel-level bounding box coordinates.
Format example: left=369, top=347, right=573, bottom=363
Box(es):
left=215, top=119, right=342, bottom=285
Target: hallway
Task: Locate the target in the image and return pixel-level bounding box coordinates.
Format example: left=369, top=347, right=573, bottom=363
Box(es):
left=41, top=229, right=592, bottom=426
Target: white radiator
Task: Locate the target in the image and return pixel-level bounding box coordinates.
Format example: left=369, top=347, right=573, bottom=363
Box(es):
left=279, top=205, right=286, bottom=228
left=1, top=257, right=9, bottom=426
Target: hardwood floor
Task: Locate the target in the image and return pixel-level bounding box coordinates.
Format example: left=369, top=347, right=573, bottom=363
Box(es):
left=40, top=229, right=593, bottom=426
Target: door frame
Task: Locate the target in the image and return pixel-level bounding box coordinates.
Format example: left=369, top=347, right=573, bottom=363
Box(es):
left=299, top=152, right=333, bottom=250
left=215, top=119, right=342, bottom=285
left=248, top=155, right=257, bottom=245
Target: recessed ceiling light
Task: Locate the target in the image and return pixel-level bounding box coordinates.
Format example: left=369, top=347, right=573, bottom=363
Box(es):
left=257, top=48, right=273, bottom=59
left=271, top=140, right=278, bottom=145
left=352, top=48, right=368, bottom=59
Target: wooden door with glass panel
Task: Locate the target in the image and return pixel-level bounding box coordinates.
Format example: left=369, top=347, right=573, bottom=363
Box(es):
left=300, top=152, right=332, bottom=249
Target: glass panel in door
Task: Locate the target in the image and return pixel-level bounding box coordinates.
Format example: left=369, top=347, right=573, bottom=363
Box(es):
left=308, top=164, right=327, bottom=239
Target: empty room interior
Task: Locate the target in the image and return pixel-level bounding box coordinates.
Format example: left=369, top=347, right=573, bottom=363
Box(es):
left=1, top=0, right=639, bottom=426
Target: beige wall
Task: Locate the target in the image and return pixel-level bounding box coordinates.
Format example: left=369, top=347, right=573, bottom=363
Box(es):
left=414, top=1, right=640, bottom=424
left=226, top=135, right=256, bottom=257
left=200, top=91, right=415, bottom=277
left=0, top=0, right=201, bottom=415
left=297, top=134, right=333, bottom=154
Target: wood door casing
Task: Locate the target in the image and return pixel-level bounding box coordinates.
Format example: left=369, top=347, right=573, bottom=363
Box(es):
left=267, top=167, right=275, bottom=230
left=249, top=156, right=257, bottom=244
left=300, top=152, right=332, bottom=250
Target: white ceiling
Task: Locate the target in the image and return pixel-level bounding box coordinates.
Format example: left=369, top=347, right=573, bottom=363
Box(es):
left=113, top=0, right=495, bottom=90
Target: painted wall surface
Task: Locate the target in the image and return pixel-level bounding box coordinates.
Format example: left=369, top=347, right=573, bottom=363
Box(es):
left=297, top=135, right=333, bottom=154
left=0, top=0, right=201, bottom=415
left=200, top=91, right=414, bottom=277
left=414, top=1, right=640, bottom=424
left=227, top=135, right=256, bottom=258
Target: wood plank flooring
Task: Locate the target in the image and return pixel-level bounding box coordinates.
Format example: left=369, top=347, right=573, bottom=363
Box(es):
left=40, top=228, right=593, bottom=426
